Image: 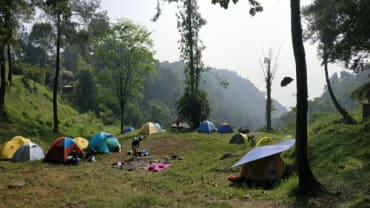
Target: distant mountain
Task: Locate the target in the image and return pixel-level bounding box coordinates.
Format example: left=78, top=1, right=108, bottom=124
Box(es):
left=157, top=61, right=287, bottom=130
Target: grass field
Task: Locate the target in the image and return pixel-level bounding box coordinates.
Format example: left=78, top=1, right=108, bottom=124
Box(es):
left=0, top=130, right=298, bottom=208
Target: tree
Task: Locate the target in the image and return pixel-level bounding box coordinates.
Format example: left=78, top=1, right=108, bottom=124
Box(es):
left=212, top=0, right=325, bottom=196
left=93, top=19, right=156, bottom=133
left=154, top=0, right=209, bottom=127
left=74, top=61, right=97, bottom=113
left=41, top=0, right=103, bottom=133
left=303, top=1, right=357, bottom=124
left=0, top=0, right=33, bottom=114
left=303, top=0, right=370, bottom=72
left=259, top=47, right=282, bottom=130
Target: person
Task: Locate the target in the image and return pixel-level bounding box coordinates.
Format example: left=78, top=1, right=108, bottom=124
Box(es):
left=86, top=148, right=97, bottom=162
left=176, top=117, right=180, bottom=128
left=69, top=149, right=81, bottom=165
left=131, top=137, right=141, bottom=160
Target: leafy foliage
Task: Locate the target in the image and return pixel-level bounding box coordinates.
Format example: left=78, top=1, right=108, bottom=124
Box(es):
left=303, top=0, right=370, bottom=71
left=92, top=19, right=156, bottom=132
left=177, top=90, right=210, bottom=128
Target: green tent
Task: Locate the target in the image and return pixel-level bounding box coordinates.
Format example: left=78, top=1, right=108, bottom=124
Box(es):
left=229, top=133, right=248, bottom=151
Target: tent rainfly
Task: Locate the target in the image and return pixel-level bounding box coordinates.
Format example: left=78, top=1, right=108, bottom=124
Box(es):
left=232, top=139, right=295, bottom=168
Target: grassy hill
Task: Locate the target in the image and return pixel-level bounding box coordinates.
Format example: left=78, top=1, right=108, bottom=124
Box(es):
left=0, top=76, right=369, bottom=207
left=0, top=76, right=118, bottom=147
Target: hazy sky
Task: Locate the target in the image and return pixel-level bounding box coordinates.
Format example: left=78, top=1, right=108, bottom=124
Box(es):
left=99, top=0, right=346, bottom=108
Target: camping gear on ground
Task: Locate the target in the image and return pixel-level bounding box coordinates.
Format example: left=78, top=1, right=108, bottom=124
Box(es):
left=171, top=122, right=191, bottom=130
left=87, top=132, right=121, bottom=153
left=0, top=136, right=31, bottom=160
left=144, top=162, right=172, bottom=172
left=11, top=142, right=45, bottom=162
left=217, top=122, right=233, bottom=133
left=198, top=120, right=216, bottom=133
left=138, top=122, right=161, bottom=135
left=45, top=137, right=84, bottom=164
left=73, top=137, right=89, bottom=150
left=122, top=127, right=134, bottom=134
left=256, top=137, right=274, bottom=146
left=232, top=139, right=295, bottom=181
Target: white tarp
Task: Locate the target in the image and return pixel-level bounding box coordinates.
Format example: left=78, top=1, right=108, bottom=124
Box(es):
left=232, top=139, right=295, bottom=168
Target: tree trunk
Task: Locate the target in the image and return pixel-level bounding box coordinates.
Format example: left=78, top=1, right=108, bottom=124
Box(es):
left=186, top=0, right=195, bottom=94
left=290, top=0, right=325, bottom=196
left=0, top=46, right=6, bottom=113
left=53, top=13, right=61, bottom=133
left=323, top=56, right=356, bottom=124
left=266, top=70, right=272, bottom=130
left=7, top=44, right=12, bottom=84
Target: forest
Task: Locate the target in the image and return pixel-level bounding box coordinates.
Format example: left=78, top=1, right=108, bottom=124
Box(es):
left=0, top=0, right=369, bottom=207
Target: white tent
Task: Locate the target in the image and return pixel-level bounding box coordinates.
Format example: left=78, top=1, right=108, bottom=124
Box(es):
left=12, top=143, right=45, bottom=162
left=232, top=139, right=295, bottom=168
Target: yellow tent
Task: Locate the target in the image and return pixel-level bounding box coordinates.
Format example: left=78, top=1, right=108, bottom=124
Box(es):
left=73, top=137, right=89, bottom=150
left=239, top=154, right=286, bottom=181
left=138, top=122, right=160, bottom=135
left=0, top=136, right=31, bottom=160
left=256, top=136, right=274, bottom=146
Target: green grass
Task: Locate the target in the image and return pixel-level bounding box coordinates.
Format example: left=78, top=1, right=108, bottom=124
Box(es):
left=1, top=76, right=369, bottom=207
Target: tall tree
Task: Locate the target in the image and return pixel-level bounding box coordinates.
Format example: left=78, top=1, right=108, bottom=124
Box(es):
left=93, top=19, right=156, bottom=133
left=153, top=0, right=209, bottom=127
left=41, top=0, right=103, bottom=133
left=259, top=47, right=282, bottom=130
left=303, top=1, right=357, bottom=124
left=0, top=0, right=33, bottom=114
left=212, top=0, right=325, bottom=196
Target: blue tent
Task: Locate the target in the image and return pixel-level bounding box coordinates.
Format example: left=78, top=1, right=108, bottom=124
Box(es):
left=217, top=123, right=233, bottom=133
left=198, top=120, right=216, bottom=133
left=88, top=132, right=121, bottom=153
left=122, top=127, right=134, bottom=134
left=232, top=139, right=295, bottom=168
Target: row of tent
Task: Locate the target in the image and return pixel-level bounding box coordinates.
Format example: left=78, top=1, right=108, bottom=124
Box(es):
left=198, top=120, right=234, bottom=133
left=0, top=132, right=122, bottom=163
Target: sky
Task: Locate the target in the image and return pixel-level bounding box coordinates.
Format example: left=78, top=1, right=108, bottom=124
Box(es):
left=99, top=0, right=346, bottom=108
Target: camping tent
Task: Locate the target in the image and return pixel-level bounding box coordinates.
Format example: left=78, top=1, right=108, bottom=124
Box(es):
left=87, top=132, right=121, bottom=153
left=0, top=136, right=31, bottom=160
left=232, top=139, right=295, bottom=181
left=218, top=123, right=233, bottom=133
left=198, top=120, right=216, bottom=133
left=239, top=154, right=286, bottom=181
left=138, top=122, right=160, bottom=135
left=12, top=143, right=45, bottom=162
left=45, top=137, right=84, bottom=163
left=122, top=127, right=134, bottom=134
left=73, top=137, right=89, bottom=150
left=154, top=123, right=165, bottom=132
left=229, top=133, right=247, bottom=145
left=256, top=136, right=274, bottom=146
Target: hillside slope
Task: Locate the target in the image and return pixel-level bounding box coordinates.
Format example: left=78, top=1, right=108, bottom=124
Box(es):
left=0, top=76, right=118, bottom=147
left=307, top=113, right=370, bottom=207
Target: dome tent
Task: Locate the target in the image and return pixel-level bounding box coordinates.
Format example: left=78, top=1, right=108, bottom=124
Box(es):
left=12, top=143, right=45, bottom=162
left=45, top=137, right=84, bottom=163
left=217, top=122, right=233, bottom=133
left=198, top=120, right=216, bottom=133
left=138, top=122, right=161, bottom=135
left=88, top=132, right=121, bottom=153
left=0, top=136, right=31, bottom=160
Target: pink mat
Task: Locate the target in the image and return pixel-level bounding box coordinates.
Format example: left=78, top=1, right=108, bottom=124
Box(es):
left=144, top=162, right=172, bottom=172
